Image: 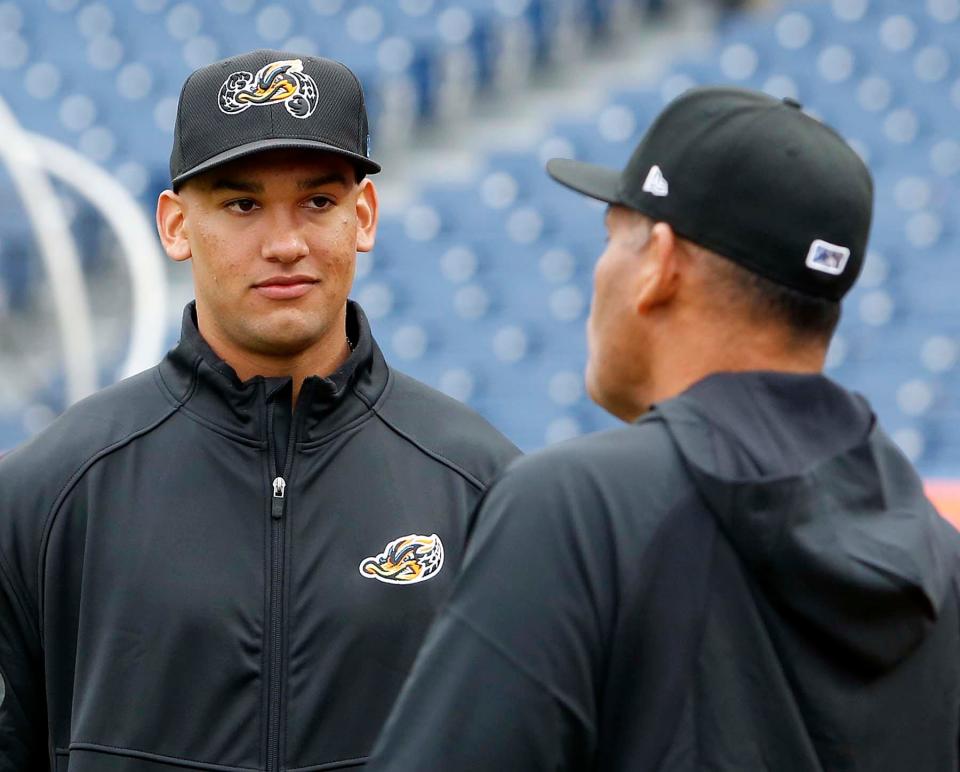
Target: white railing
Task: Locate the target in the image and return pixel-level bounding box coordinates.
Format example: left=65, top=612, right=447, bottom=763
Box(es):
left=31, top=136, right=168, bottom=380
left=0, top=95, right=168, bottom=406
left=0, top=98, right=97, bottom=404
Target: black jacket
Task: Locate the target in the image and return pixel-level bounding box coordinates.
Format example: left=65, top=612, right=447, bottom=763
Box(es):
left=0, top=301, right=519, bottom=772
left=370, top=371, right=960, bottom=771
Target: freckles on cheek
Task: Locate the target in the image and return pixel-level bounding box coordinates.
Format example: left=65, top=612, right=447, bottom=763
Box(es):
left=192, top=226, right=241, bottom=290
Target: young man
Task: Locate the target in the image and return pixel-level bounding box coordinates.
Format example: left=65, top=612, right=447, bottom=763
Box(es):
left=0, top=51, right=518, bottom=771
left=369, top=87, right=960, bottom=770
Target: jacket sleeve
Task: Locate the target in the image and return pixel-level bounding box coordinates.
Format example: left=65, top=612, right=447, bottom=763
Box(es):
left=367, top=454, right=617, bottom=772
left=0, top=543, right=48, bottom=769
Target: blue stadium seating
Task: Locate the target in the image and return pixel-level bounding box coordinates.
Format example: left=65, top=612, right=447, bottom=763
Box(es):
left=0, top=0, right=957, bottom=476
left=366, top=0, right=960, bottom=466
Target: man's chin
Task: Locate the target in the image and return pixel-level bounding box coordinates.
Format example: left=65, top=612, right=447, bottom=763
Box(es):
left=584, top=365, right=611, bottom=413
left=253, top=332, right=321, bottom=357
left=245, top=318, right=326, bottom=357
left=586, top=366, right=644, bottom=424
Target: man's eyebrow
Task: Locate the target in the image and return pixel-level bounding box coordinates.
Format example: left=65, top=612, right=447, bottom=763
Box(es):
left=209, top=179, right=263, bottom=194
left=206, top=172, right=350, bottom=193
left=298, top=172, right=350, bottom=190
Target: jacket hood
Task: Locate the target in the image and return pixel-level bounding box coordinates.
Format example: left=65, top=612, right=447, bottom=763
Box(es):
left=656, top=371, right=954, bottom=672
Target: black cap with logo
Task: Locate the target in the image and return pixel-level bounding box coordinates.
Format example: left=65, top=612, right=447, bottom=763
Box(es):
left=547, top=86, right=874, bottom=301
left=169, top=49, right=381, bottom=190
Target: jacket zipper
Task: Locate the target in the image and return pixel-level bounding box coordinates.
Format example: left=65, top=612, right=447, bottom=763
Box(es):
left=272, top=476, right=286, bottom=517
left=266, top=394, right=299, bottom=772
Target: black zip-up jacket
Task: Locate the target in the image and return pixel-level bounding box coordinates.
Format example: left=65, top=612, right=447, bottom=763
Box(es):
left=370, top=371, right=960, bottom=771
left=0, top=301, right=519, bottom=772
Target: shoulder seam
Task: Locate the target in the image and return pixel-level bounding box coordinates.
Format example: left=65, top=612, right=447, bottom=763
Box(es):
left=370, top=409, right=486, bottom=492
left=35, top=369, right=192, bottom=641
left=353, top=369, right=487, bottom=492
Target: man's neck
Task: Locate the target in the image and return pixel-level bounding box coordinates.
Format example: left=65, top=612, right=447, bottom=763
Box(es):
left=646, top=326, right=826, bottom=413
left=611, top=323, right=826, bottom=423
left=197, top=318, right=353, bottom=405
left=231, top=341, right=353, bottom=404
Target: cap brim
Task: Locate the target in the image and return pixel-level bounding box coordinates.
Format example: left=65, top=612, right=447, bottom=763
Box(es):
left=546, top=158, right=622, bottom=204
left=172, top=137, right=381, bottom=188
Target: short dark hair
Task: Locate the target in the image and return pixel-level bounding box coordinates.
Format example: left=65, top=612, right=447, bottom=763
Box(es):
left=706, top=249, right=842, bottom=344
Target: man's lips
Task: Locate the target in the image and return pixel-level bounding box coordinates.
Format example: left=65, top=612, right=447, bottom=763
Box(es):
left=253, top=275, right=318, bottom=300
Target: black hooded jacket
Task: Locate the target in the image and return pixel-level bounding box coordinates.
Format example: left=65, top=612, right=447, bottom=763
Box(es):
left=369, top=371, right=960, bottom=771
left=0, top=301, right=519, bottom=772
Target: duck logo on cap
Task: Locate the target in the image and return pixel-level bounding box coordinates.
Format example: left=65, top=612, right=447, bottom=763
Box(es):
left=218, top=58, right=319, bottom=119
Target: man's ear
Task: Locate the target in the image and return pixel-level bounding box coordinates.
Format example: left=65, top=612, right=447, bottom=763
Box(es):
left=635, top=222, right=680, bottom=313
left=156, top=190, right=192, bottom=262
left=355, top=178, right=379, bottom=253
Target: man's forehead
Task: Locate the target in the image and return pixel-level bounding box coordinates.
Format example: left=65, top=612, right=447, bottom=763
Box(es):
left=193, top=148, right=355, bottom=190
left=604, top=204, right=645, bottom=227
left=603, top=204, right=654, bottom=227
left=603, top=205, right=616, bottom=229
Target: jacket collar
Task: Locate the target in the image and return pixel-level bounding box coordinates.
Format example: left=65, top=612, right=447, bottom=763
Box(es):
left=158, top=300, right=389, bottom=443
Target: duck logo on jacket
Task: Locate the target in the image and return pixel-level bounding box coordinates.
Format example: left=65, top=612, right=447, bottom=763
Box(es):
left=218, top=58, right=319, bottom=119
left=359, top=533, right=444, bottom=585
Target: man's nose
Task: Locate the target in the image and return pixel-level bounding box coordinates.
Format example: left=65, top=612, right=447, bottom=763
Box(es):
left=261, top=214, right=309, bottom=263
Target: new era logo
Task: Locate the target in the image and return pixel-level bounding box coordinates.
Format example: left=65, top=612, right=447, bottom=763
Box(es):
left=642, top=165, right=669, bottom=197
left=805, top=239, right=850, bottom=276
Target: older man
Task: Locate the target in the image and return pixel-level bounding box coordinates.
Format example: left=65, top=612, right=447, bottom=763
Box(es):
left=369, top=87, right=960, bottom=771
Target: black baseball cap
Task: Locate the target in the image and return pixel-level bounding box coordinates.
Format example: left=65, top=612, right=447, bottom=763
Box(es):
left=547, top=86, right=874, bottom=301
left=170, top=49, right=381, bottom=189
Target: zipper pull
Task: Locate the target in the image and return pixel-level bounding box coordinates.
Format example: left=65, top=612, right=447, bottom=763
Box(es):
left=271, top=477, right=286, bottom=519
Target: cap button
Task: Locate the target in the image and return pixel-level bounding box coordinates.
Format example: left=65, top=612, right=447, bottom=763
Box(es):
left=782, top=96, right=803, bottom=110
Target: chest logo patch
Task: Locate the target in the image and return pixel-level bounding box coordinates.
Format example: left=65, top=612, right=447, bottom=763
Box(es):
left=359, top=533, right=444, bottom=585
left=218, top=58, right=319, bottom=119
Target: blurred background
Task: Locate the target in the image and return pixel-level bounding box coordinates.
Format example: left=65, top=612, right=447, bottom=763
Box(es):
left=0, top=0, right=957, bottom=513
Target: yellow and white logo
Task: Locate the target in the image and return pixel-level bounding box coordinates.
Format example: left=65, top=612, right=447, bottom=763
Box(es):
left=359, top=533, right=445, bottom=585
left=218, top=58, right=319, bottom=119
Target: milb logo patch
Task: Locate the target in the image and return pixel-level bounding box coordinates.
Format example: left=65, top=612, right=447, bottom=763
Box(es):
left=359, top=533, right=444, bottom=585
left=805, top=238, right=850, bottom=275
left=218, top=58, right=319, bottom=119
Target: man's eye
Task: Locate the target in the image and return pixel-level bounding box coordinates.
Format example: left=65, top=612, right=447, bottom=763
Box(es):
left=227, top=199, right=259, bottom=213
left=305, top=196, right=334, bottom=210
